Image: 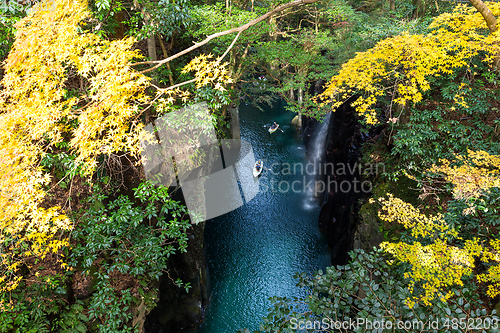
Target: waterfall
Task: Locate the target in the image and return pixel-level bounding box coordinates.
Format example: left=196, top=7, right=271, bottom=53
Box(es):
left=303, top=112, right=332, bottom=210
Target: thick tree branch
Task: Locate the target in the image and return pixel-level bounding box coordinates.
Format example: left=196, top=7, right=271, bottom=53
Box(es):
left=468, top=0, right=498, bottom=33
left=219, top=31, right=242, bottom=63
left=468, top=0, right=500, bottom=68
left=133, top=0, right=319, bottom=74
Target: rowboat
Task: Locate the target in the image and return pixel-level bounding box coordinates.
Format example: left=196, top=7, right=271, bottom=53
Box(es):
left=268, top=124, right=279, bottom=134
left=253, top=160, right=263, bottom=177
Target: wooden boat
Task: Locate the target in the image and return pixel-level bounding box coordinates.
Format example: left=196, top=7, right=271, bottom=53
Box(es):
left=253, top=160, right=263, bottom=177
left=268, top=124, right=279, bottom=134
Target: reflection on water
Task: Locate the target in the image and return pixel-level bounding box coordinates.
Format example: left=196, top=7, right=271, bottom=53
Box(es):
left=194, top=101, right=330, bottom=333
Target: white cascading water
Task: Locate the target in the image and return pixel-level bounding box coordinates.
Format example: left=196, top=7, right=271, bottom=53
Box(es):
left=303, top=112, right=332, bottom=210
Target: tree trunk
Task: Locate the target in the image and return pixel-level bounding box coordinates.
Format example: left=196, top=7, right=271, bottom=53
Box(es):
left=147, top=37, right=157, bottom=61
left=468, top=0, right=500, bottom=68
left=157, top=35, right=174, bottom=85
left=268, top=16, right=278, bottom=72
left=411, top=0, right=426, bottom=19
left=133, top=0, right=156, bottom=61
left=112, top=11, right=125, bottom=40
left=389, top=0, right=395, bottom=11
left=229, top=102, right=240, bottom=140
left=469, top=0, right=498, bottom=33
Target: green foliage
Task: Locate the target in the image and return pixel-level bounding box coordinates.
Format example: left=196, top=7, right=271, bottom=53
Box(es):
left=88, top=0, right=128, bottom=37
left=121, top=0, right=193, bottom=39
left=40, top=152, right=85, bottom=188
left=247, top=36, right=334, bottom=112
left=87, top=281, right=135, bottom=333
left=189, top=3, right=262, bottom=53
left=0, top=275, right=88, bottom=333
left=56, top=301, right=89, bottom=333
left=193, top=85, right=233, bottom=137
left=391, top=64, right=500, bottom=175
left=68, top=180, right=191, bottom=332
left=90, top=0, right=192, bottom=39
left=148, top=0, right=193, bottom=38
left=445, top=187, right=500, bottom=239
left=258, top=249, right=498, bottom=333
left=0, top=0, right=28, bottom=63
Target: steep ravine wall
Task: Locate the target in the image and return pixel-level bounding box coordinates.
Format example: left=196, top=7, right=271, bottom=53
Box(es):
left=144, top=220, right=208, bottom=333
left=144, top=105, right=241, bottom=333
left=303, top=101, right=383, bottom=266
left=145, top=100, right=383, bottom=332
left=143, top=183, right=209, bottom=333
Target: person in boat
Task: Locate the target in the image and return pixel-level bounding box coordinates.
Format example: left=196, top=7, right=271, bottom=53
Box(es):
left=255, top=161, right=261, bottom=171
left=270, top=122, right=278, bottom=130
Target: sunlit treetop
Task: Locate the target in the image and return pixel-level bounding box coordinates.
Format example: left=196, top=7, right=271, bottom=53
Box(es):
left=316, top=3, right=500, bottom=124
left=429, top=150, right=500, bottom=200
left=377, top=195, right=485, bottom=308
left=0, top=0, right=232, bottom=294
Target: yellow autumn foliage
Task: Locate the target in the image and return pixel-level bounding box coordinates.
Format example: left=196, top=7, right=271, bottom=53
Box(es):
left=477, top=239, right=500, bottom=298
left=378, top=194, right=455, bottom=239
left=182, top=53, right=234, bottom=90
left=0, top=0, right=233, bottom=294
left=382, top=238, right=480, bottom=308
left=430, top=150, right=500, bottom=200
left=424, top=150, right=500, bottom=298
left=378, top=194, right=486, bottom=307
left=316, top=3, right=500, bottom=124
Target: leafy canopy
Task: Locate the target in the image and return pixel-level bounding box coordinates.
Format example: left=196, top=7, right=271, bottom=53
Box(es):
left=0, top=0, right=231, bottom=296
left=316, top=3, right=500, bottom=124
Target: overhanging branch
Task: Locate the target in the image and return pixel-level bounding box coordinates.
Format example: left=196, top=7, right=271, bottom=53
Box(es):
left=133, top=0, right=319, bottom=74
left=468, top=0, right=498, bottom=33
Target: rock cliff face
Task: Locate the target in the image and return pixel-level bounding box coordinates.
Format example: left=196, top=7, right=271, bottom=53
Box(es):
left=353, top=204, right=384, bottom=253
left=144, top=105, right=242, bottom=333
left=144, top=221, right=208, bottom=333
left=143, top=164, right=212, bottom=333
left=317, top=101, right=361, bottom=266
left=304, top=100, right=383, bottom=266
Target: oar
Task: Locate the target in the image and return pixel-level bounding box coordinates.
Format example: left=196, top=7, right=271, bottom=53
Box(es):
left=245, top=162, right=271, bottom=172
left=264, top=124, right=284, bottom=133
left=244, top=163, right=263, bottom=170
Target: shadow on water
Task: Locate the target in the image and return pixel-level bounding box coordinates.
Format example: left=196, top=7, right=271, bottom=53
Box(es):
left=192, top=100, right=330, bottom=333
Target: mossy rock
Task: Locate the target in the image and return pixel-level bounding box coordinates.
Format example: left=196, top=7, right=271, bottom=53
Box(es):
left=354, top=199, right=384, bottom=251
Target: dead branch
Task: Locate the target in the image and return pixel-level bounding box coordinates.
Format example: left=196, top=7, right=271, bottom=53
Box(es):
left=133, top=0, right=319, bottom=74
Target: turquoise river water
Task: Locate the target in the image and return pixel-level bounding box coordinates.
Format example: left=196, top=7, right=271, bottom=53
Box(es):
left=194, top=101, right=330, bottom=332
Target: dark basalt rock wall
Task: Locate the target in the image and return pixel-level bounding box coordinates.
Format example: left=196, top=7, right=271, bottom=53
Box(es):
left=144, top=221, right=208, bottom=333
left=144, top=105, right=243, bottom=333
left=304, top=100, right=363, bottom=266
left=308, top=97, right=385, bottom=266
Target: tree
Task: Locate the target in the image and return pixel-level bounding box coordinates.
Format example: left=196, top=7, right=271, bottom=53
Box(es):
left=0, top=0, right=325, bottom=330
left=469, top=0, right=498, bottom=33
left=469, top=0, right=500, bottom=67
left=316, top=2, right=500, bottom=124
left=240, top=0, right=358, bottom=113
left=258, top=249, right=497, bottom=333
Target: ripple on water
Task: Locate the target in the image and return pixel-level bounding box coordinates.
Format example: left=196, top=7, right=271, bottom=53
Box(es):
left=194, top=101, right=329, bottom=333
